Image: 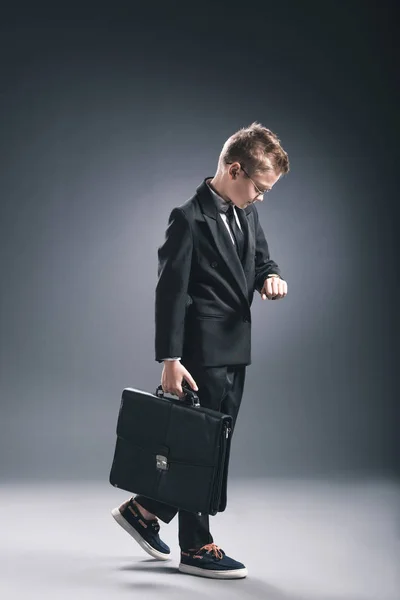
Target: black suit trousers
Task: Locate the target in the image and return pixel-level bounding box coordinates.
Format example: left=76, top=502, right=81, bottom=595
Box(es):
left=134, top=357, right=246, bottom=551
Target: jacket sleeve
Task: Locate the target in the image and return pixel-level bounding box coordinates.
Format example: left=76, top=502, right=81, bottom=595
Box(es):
left=253, top=205, right=282, bottom=293
left=155, top=208, right=193, bottom=362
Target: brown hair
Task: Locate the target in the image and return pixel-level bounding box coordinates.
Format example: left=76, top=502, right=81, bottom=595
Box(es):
left=219, top=121, right=289, bottom=176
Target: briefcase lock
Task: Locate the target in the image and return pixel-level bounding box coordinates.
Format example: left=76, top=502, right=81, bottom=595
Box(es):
left=156, top=454, right=169, bottom=471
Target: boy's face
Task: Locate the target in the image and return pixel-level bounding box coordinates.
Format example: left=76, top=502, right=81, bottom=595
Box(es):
left=227, top=162, right=281, bottom=209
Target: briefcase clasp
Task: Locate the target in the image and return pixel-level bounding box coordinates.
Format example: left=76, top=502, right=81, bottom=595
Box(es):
left=156, top=454, right=169, bottom=471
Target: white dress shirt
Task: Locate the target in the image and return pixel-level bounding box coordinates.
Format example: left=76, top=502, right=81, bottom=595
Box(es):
left=206, top=179, right=243, bottom=245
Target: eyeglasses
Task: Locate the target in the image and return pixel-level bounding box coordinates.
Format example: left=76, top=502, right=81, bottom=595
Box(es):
left=226, top=162, right=270, bottom=196
left=239, top=165, right=270, bottom=196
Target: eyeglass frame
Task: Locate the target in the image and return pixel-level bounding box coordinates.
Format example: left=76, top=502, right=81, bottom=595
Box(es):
left=226, top=162, right=271, bottom=196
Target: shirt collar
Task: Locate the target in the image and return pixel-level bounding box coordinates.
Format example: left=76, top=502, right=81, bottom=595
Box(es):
left=205, top=178, right=232, bottom=213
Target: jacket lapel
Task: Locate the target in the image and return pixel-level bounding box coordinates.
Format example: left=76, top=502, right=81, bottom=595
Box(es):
left=237, top=205, right=256, bottom=294
left=196, top=180, right=255, bottom=307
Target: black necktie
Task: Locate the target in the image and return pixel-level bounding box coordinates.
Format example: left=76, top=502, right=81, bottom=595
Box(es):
left=226, top=204, right=245, bottom=261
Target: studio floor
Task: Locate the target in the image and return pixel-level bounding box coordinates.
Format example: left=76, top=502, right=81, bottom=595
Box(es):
left=0, top=477, right=399, bottom=600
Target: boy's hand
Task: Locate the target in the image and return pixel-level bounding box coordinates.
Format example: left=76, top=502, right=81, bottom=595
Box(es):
left=161, top=360, right=198, bottom=398
left=261, top=275, right=288, bottom=300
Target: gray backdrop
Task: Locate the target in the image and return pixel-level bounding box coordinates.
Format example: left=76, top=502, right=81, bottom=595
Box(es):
left=0, top=2, right=397, bottom=481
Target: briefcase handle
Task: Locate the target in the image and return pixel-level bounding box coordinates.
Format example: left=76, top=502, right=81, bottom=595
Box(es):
left=155, top=382, right=201, bottom=407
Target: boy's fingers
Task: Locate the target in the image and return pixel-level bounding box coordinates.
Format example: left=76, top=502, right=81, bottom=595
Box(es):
left=184, top=373, right=198, bottom=391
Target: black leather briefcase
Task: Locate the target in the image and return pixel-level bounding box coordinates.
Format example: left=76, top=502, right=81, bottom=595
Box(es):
left=109, top=383, right=233, bottom=515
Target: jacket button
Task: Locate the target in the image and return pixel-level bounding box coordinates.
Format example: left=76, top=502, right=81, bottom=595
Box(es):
left=243, top=317, right=250, bottom=323
left=211, top=261, right=218, bottom=268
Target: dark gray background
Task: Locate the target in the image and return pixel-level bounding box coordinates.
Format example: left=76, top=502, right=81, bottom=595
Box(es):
left=0, top=1, right=398, bottom=481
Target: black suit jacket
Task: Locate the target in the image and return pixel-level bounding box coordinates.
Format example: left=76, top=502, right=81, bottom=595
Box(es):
left=155, top=178, right=282, bottom=367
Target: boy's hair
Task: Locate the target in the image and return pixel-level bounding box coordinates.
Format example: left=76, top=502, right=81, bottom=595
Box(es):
left=219, top=122, right=289, bottom=176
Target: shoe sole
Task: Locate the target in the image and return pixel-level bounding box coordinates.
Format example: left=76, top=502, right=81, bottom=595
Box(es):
left=111, top=507, right=170, bottom=561
left=178, top=563, right=248, bottom=579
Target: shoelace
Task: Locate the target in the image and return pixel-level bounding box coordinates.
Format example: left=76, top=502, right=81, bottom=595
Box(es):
left=131, top=500, right=160, bottom=533
left=150, top=518, right=160, bottom=533
left=196, top=543, right=224, bottom=559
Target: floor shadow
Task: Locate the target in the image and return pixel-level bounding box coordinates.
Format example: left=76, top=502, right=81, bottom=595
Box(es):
left=117, top=562, right=178, bottom=575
